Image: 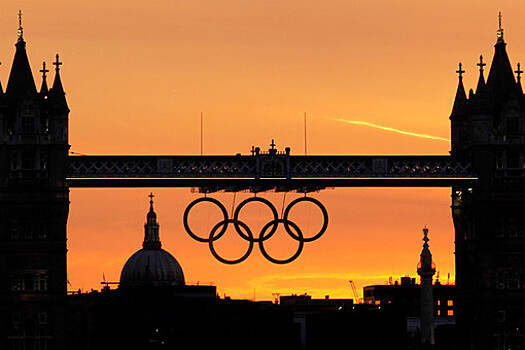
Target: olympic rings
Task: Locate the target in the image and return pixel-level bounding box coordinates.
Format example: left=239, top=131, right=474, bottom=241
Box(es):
left=209, top=219, right=254, bottom=265
left=259, top=219, right=304, bottom=264
left=183, top=197, right=228, bottom=243
left=233, top=197, right=279, bottom=242
left=183, top=195, right=328, bottom=264
left=283, top=197, right=329, bottom=242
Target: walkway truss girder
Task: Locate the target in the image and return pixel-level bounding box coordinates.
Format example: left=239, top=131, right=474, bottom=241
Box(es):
left=67, top=155, right=477, bottom=191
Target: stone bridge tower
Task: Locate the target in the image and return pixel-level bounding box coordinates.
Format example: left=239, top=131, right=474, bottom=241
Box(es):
left=0, top=17, right=70, bottom=349
left=450, top=17, right=525, bottom=349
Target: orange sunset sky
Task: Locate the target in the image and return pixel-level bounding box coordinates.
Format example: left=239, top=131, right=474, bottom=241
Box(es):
left=1, top=1, right=524, bottom=300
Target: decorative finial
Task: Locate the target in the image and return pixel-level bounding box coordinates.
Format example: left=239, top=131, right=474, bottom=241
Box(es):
left=422, top=227, right=429, bottom=248
left=516, top=63, right=523, bottom=83
left=477, top=55, right=486, bottom=73
left=148, top=192, right=155, bottom=205
left=53, top=54, right=63, bottom=72
left=17, top=10, right=23, bottom=41
left=270, top=139, right=276, bottom=150
left=40, top=61, right=49, bottom=79
left=497, top=12, right=504, bottom=42
left=456, top=62, right=465, bottom=79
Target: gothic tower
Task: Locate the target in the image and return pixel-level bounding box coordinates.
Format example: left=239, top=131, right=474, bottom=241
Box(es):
left=450, top=15, right=525, bottom=349
left=0, top=14, right=70, bottom=349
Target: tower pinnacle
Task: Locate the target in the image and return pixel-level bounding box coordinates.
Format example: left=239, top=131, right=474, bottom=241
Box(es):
left=497, top=12, right=504, bottom=43
left=17, top=10, right=23, bottom=42
left=143, top=193, right=161, bottom=250
left=476, top=55, right=487, bottom=92
left=40, top=61, right=49, bottom=94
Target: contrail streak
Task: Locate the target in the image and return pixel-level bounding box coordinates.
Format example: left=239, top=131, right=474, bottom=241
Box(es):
left=333, top=118, right=450, bottom=142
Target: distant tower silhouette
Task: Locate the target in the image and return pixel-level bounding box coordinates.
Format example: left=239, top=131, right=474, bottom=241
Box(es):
left=0, top=13, right=69, bottom=349
left=417, top=227, right=436, bottom=349
left=450, top=13, right=525, bottom=349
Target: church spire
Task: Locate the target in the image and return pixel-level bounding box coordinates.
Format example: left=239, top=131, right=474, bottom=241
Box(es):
left=143, top=193, right=162, bottom=250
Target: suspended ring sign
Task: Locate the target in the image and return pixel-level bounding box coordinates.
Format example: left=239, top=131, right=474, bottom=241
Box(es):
left=183, top=196, right=329, bottom=264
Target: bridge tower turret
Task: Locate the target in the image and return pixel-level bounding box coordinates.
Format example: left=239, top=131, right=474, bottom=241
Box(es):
left=450, top=15, right=525, bottom=349
left=0, top=14, right=70, bottom=349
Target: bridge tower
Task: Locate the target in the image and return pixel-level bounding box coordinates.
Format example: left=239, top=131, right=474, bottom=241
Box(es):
left=450, top=18, right=525, bottom=349
left=0, top=16, right=70, bottom=349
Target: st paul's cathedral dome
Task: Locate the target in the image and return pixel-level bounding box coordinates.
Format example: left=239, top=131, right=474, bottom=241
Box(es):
left=119, top=194, right=185, bottom=287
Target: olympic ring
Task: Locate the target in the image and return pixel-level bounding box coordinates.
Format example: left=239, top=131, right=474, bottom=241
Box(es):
left=258, top=219, right=304, bottom=264
left=233, top=197, right=279, bottom=242
left=283, top=197, right=329, bottom=242
left=183, top=196, right=328, bottom=264
left=183, top=197, right=228, bottom=243
left=209, top=219, right=254, bottom=265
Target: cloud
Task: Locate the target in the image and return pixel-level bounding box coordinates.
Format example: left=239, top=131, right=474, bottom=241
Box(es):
left=333, top=118, right=450, bottom=142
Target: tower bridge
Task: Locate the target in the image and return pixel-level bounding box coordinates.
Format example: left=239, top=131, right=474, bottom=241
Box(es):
left=1, top=13, right=525, bottom=350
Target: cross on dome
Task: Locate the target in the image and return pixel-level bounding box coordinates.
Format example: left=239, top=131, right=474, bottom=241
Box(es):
left=149, top=192, right=155, bottom=204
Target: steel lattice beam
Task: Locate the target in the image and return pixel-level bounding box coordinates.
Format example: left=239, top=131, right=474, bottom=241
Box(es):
left=67, top=155, right=477, bottom=190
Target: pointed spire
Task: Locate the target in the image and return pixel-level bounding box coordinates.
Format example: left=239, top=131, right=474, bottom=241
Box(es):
left=6, top=11, right=37, bottom=102
left=143, top=193, right=162, bottom=250
left=51, top=54, right=64, bottom=92
left=476, top=55, right=486, bottom=93
left=40, top=61, right=49, bottom=94
left=485, top=12, right=520, bottom=103
left=451, top=62, right=467, bottom=117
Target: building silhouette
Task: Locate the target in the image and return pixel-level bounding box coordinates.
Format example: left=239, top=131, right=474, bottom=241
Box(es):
left=0, top=15, right=70, bottom=349
left=450, top=17, right=525, bottom=349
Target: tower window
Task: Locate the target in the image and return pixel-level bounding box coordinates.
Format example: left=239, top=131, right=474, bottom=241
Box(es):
left=37, top=274, right=48, bottom=291
left=447, top=310, right=454, bottom=316
left=38, top=312, right=47, bottom=325
left=497, top=310, right=506, bottom=322
left=506, top=150, right=520, bottom=169
left=21, top=116, right=35, bottom=134
left=21, top=152, right=35, bottom=169
left=23, top=274, right=35, bottom=291
left=11, top=312, right=21, bottom=325
left=10, top=221, right=20, bottom=239
left=507, top=116, right=520, bottom=135
left=447, top=300, right=454, bottom=306
left=508, top=272, right=520, bottom=289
